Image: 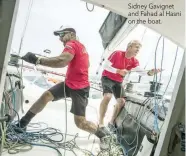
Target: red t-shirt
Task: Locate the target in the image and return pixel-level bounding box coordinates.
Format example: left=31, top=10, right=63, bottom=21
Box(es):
left=102, top=51, right=139, bottom=82
left=63, top=40, right=90, bottom=89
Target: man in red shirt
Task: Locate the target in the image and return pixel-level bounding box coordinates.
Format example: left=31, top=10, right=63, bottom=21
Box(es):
left=17, top=26, right=110, bottom=149
left=99, top=40, right=162, bottom=132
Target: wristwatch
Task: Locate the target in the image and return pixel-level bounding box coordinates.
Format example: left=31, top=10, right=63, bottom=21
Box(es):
left=36, top=57, right=41, bottom=65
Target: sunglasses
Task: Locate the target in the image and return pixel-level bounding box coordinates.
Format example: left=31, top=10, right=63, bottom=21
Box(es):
left=59, top=33, right=66, bottom=38
left=59, top=31, right=71, bottom=38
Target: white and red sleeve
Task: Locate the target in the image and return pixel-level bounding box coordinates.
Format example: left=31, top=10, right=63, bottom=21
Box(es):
left=63, top=41, right=76, bottom=55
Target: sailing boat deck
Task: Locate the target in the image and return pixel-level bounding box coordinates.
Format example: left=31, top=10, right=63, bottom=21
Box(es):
left=3, top=87, right=115, bottom=156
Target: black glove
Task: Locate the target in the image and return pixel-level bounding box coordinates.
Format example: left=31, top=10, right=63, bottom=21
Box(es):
left=21, top=52, right=38, bottom=65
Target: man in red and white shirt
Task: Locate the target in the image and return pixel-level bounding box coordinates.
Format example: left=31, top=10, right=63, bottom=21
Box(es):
left=17, top=26, right=110, bottom=149
left=99, top=40, right=162, bottom=132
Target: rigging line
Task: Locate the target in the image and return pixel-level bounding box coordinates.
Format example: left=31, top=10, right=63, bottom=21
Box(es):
left=159, top=47, right=182, bottom=131
left=86, top=2, right=94, bottom=12
left=144, top=35, right=162, bottom=70
left=153, top=35, right=162, bottom=82
left=17, top=0, right=34, bottom=55
left=22, top=0, right=34, bottom=39
left=63, top=78, right=67, bottom=156
left=152, top=35, right=163, bottom=134
left=140, top=28, right=147, bottom=42
left=162, top=46, right=179, bottom=97
left=158, top=37, right=164, bottom=83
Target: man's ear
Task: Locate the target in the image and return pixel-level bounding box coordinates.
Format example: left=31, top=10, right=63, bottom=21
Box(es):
left=70, top=32, right=76, bottom=39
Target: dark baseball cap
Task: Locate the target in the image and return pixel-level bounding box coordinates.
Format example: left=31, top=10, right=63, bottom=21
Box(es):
left=53, top=25, right=76, bottom=36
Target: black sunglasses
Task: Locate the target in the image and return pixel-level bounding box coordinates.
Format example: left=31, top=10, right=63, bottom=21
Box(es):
left=59, top=31, right=71, bottom=38
left=59, top=33, right=66, bottom=38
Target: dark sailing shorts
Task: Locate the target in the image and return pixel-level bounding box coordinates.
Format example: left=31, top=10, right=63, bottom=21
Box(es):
left=101, top=76, right=126, bottom=99
left=48, top=82, right=89, bottom=116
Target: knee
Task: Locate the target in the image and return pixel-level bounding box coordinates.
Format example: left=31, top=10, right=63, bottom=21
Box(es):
left=103, top=93, right=112, bottom=102
left=41, top=91, right=54, bottom=103
left=74, top=116, right=85, bottom=129
left=117, top=98, right=125, bottom=107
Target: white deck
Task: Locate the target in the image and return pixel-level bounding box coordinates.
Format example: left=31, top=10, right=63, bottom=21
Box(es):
left=3, top=85, right=116, bottom=156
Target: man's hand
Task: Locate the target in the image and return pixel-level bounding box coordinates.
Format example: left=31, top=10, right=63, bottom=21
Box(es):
left=116, top=69, right=128, bottom=77
left=147, top=69, right=163, bottom=76
left=21, top=52, right=38, bottom=65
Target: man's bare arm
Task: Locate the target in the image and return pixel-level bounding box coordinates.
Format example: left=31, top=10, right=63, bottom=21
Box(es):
left=40, top=52, right=74, bottom=68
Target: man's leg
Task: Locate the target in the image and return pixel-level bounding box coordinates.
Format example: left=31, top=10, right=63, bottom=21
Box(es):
left=17, top=82, right=69, bottom=128
left=109, top=83, right=126, bottom=129
left=99, top=77, right=114, bottom=127
left=74, top=115, right=111, bottom=150
left=110, top=98, right=125, bottom=124
left=74, top=115, right=104, bottom=137
left=70, top=87, right=109, bottom=140
left=70, top=87, right=111, bottom=150
left=99, top=93, right=112, bottom=127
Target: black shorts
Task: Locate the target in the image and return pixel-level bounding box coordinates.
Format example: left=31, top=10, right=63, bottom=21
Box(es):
left=101, top=76, right=126, bottom=99
left=48, top=82, right=89, bottom=116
